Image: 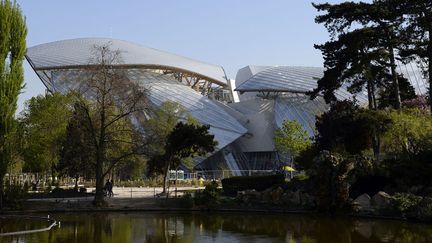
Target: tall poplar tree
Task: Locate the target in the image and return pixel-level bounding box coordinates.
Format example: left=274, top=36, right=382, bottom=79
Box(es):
left=0, top=0, right=27, bottom=207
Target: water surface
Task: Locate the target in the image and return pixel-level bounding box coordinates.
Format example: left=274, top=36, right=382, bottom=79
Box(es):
left=1, top=212, right=431, bottom=242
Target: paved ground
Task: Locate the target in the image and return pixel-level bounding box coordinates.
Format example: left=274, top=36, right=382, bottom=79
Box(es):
left=22, top=186, right=204, bottom=211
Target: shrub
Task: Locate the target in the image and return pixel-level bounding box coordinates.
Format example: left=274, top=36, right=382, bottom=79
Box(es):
left=391, top=193, right=422, bottom=216
left=195, top=181, right=220, bottom=208
left=3, top=184, right=29, bottom=209
left=178, top=193, right=194, bottom=208
left=221, top=174, right=284, bottom=196
left=293, top=173, right=309, bottom=181
left=416, top=197, right=432, bottom=222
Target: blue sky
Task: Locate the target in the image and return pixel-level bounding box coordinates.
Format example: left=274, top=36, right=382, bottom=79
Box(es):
left=17, top=0, right=349, bottom=112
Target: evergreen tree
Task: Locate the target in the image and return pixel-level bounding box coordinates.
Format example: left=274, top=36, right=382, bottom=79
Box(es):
left=311, top=1, right=405, bottom=109
left=0, top=0, right=27, bottom=207
left=398, top=0, right=432, bottom=112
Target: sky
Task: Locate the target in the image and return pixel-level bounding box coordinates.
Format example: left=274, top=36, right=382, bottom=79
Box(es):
left=16, top=0, right=349, bottom=112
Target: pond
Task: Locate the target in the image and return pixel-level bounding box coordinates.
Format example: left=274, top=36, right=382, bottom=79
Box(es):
left=1, top=212, right=431, bottom=242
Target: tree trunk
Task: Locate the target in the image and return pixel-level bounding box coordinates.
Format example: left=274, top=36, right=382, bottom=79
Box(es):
left=428, top=25, right=432, bottom=113
left=75, top=175, right=79, bottom=192
left=367, top=79, right=381, bottom=160
left=94, top=150, right=105, bottom=205
left=389, top=46, right=402, bottom=109
left=162, top=162, right=170, bottom=194
left=0, top=176, right=3, bottom=209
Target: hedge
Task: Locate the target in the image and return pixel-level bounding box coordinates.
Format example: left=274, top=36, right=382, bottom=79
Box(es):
left=221, top=174, right=285, bottom=196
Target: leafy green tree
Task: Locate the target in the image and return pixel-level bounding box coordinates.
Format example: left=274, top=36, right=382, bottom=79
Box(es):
left=274, top=120, right=311, bottom=177
left=0, top=0, right=27, bottom=207
left=145, top=101, right=199, bottom=179
left=382, top=109, right=432, bottom=159
left=274, top=120, right=311, bottom=157
left=21, top=93, right=74, bottom=178
left=160, top=122, right=217, bottom=193
left=145, top=101, right=186, bottom=156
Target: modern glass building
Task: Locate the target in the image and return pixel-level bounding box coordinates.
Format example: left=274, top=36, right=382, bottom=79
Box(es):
left=26, top=38, right=428, bottom=178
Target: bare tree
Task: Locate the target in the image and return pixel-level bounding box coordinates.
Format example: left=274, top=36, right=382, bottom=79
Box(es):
left=74, top=43, right=149, bottom=205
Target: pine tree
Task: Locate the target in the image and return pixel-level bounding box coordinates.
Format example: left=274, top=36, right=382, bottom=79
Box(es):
left=311, top=1, right=405, bottom=109
left=0, top=0, right=27, bottom=208
left=398, top=0, right=432, bottom=112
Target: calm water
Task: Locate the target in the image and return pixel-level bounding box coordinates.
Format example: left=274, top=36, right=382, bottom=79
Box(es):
left=1, top=212, right=432, bottom=243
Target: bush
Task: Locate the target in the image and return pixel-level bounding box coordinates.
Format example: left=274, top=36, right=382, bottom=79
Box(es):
left=221, top=174, right=284, bottom=196
left=79, top=187, right=87, bottom=193
left=178, top=193, right=194, bottom=208
left=391, top=193, right=422, bottom=216
left=293, top=173, right=309, bottom=181
left=416, top=197, right=432, bottom=221
left=195, top=181, right=221, bottom=208
left=3, top=184, right=29, bottom=209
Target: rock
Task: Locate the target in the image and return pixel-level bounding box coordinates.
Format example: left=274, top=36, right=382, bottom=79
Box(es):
left=271, top=187, right=284, bottom=202
left=281, top=191, right=293, bottom=203
left=237, top=189, right=261, bottom=204
left=353, top=193, right=371, bottom=211
left=371, top=191, right=391, bottom=209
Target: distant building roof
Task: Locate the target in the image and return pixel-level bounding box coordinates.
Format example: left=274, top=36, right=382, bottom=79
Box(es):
left=26, top=38, right=228, bottom=86
left=235, top=65, right=367, bottom=102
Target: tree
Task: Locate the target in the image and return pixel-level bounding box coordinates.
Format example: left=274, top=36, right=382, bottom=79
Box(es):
left=398, top=0, right=432, bottom=112
left=311, top=1, right=405, bottom=109
left=0, top=0, right=27, bottom=207
left=160, top=122, right=217, bottom=193
left=274, top=120, right=311, bottom=177
left=315, top=100, right=391, bottom=156
left=74, top=44, right=149, bottom=205
left=21, top=93, right=74, bottom=178
left=377, top=74, right=417, bottom=109
left=58, top=103, right=94, bottom=190
left=144, top=101, right=187, bottom=157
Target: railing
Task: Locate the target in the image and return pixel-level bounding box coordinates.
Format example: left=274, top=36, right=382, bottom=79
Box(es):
left=0, top=215, right=59, bottom=236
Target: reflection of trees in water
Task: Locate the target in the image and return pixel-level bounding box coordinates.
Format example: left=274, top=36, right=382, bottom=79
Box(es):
left=3, top=213, right=432, bottom=243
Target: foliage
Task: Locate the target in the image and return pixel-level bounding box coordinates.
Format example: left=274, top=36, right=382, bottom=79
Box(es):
left=315, top=100, right=391, bottom=155
left=379, top=109, right=432, bottom=189
left=391, top=193, right=422, bottom=216
left=274, top=120, right=311, bottom=157
left=145, top=101, right=186, bottom=156
left=58, top=102, right=94, bottom=189
left=382, top=108, right=432, bottom=158
left=308, top=151, right=372, bottom=212
left=292, top=173, right=309, bottom=181
left=178, top=193, right=194, bottom=208
left=311, top=1, right=406, bottom=109
left=397, top=0, right=432, bottom=111
left=0, top=0, right=27, bottom=207
left=3, top=183, right=28, bottom=209
left=221, top=174, right=285, bottom=197
left=378, top=75, right=417, bottom=109
left=21, top=92, right=74, bottom=174
left=159, top=122, right=217, bottom=193
left=195, top=181, right=220, bottom=208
